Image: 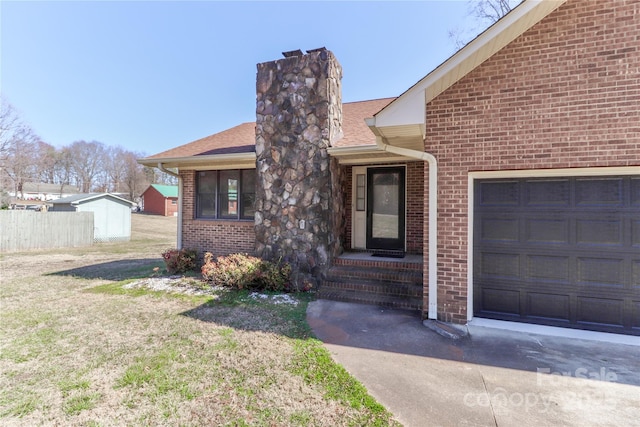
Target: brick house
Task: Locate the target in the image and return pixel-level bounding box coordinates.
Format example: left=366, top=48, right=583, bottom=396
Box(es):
left=141, top=184, right=178, bottom=216
left=141, top=0, right=639, bottom=336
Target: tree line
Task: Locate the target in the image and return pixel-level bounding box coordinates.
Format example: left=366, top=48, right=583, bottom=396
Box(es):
left=0, top=97, right=174, bottom=204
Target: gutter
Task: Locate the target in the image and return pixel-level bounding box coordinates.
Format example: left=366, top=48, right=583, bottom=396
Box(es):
left=366, top=120, right=438, bottom=320
left=157, top=163, right=183, bottom=250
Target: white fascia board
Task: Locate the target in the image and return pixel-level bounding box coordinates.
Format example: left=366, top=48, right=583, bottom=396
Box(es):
left=326, top=145, right=380, bottom=156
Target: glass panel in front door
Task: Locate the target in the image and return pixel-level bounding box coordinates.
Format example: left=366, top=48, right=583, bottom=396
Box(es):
left=371, top=171, right=400, bottom=239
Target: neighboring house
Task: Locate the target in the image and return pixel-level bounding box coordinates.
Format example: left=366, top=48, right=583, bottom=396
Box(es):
left=141, top=184, right=178, bottom=216
left=51, top=193, right=135, bottom=242
left=140, top=0, right=639, bottom=336
left=9, top=182, right=80, bottom=201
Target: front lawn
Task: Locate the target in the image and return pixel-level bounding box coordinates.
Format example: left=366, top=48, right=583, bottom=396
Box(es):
left=0, top=215, right=399, bottom=426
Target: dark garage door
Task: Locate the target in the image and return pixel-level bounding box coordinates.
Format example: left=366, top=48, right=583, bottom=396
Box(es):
left=474, top=176, right=640, bottom=335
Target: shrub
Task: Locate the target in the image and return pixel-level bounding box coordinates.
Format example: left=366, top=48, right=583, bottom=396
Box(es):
left=161, top=248, right=198, bottom=274
left=201, top=252, right=291, bottom=292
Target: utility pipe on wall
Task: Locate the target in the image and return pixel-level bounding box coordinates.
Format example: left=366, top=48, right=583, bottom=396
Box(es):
left=157, top=163, right=182, bottom=250
left=373, top=138, right=438, bottom=320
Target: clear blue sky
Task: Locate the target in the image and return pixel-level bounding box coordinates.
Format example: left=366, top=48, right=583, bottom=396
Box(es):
left=1, top=1, right=477, bottom=156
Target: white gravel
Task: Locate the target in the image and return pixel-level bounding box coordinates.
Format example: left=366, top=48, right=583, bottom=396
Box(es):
left=123, top=276, right=300, bottom=305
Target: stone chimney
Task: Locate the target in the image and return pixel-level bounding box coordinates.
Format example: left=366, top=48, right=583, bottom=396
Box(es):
left=254, top=48, right=344, bottom=290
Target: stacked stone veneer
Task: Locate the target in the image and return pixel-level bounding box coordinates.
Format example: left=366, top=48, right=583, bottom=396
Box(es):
left=254, top=49, right=344, bottom=289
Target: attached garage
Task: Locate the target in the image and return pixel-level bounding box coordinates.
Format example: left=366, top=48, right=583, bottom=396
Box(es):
left=474, top=175, right=640, bottom=335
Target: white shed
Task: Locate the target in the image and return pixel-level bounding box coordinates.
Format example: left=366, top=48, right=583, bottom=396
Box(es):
left=51, top=193, right=134, bottom=242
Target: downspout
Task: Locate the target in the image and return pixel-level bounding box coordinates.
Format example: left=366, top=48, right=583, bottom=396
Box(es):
left=373, top=137, right=438, bottom=320
left=157, top=163, right=182, bottom=250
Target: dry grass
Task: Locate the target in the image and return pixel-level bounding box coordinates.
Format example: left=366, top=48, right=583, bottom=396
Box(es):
left=0, top=214, right=398, bottom=426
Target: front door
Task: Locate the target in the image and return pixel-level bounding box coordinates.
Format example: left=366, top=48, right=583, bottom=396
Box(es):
left=366, top=167, right=405, bottom=251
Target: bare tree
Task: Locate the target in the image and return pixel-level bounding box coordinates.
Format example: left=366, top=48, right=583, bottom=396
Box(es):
left=3, top=133, right=39, bottom=199
left=120, top=151, right=153, bottom=201
left=449, top=0, right=523, bottom=50
left=104, top=146, right=128, bottom=193
left=68, top=140, right=107, bottom=193
left=53, top=147, right=74, bottom=194
left=34, top=141, right=57, bottom=184
left=0, top=97, right=23, bottom=163
left=0, top=97, right=38, bottom=198
left=472, top=0, right=519, bottom=24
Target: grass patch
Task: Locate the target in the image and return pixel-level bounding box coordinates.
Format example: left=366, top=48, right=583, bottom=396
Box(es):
left=0, top=391, right=40, bottom=418
left=2, top=326, right=62, bottom=363
left=117, top=339, right=200, bottom=401
left=63, top=392, right=101, bottom=416
left=291, top=339, right=396, bottom=426
left=205, top=289, right=314, bottom=339
left=0, top=309, right=54, bottom=331
left=58, top=378, right=90, bottom=397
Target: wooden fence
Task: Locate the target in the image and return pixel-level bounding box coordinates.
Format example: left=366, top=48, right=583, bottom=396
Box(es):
left=0, top=211, right=94, bottom=252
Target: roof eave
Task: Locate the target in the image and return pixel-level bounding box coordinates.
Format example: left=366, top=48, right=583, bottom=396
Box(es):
left=138, top=152, right=257, bottom=170
left=327, top=144, right=422, bottom=165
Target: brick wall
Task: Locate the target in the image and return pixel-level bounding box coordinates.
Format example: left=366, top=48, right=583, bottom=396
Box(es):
left=424, top=0, right=640, bottom=322
left=165, top=198, right=178, bottom=217
left=180, top=170, right=255, bottom=257
left=142, top=187, right=166, bottom=216
left=405, top=162, right=424, bottom=254
left=343, top=162, right=424, bottom=254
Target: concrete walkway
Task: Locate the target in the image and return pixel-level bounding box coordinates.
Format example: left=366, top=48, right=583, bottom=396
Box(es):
left=307, top=300, right=640, bottom=427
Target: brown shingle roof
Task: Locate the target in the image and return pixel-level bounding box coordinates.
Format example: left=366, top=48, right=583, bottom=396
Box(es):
left=144, top=98, right=395, bottom=160
left=335, top=98, right=395, bottom=148
left=145, top=122, right=256, bottom=159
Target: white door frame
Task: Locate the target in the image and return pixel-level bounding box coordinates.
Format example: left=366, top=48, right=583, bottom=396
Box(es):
left=351, top=166, right=367, bottom=249
left=351, top=164, right=408, bottom=251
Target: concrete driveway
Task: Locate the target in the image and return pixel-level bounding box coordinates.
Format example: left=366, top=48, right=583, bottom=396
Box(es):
left=307, top=300, right=640, bottom=427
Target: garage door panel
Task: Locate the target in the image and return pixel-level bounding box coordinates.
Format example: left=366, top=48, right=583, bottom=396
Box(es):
left=525, top=179, right=569, bottom=206
left=632, top=220, right=640, bottom=247
left=480, top=217, right=519, bottom=241
left=475, top=175, right=639, bottom=335
left=576, top=219, right=622, bottom=245
left=576, top=297, right=624, bottom=328
left=480, top=288, right=520, bottom=315
left=633, top=302, right=640, bottom=329
left=632, top=261, right=640, bottom=287
left=480, top=252, right=520, bottom=279
left=527, top=293, right=570, bottom=321
left=577, top=257, right=624, bottom=287
left=527, top=255, right=569, bottom=281
left=631, top=178, right=640, bottom=206
left=576, top=178, right=624, bottom=206
left=478, top=181, right=519, bottom=205
left=526, top=219, right=569, bottom=244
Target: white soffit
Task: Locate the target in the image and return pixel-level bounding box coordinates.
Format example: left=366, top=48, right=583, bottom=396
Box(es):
left=372, top=0, right=567, bottom=133
left=138, top=153, right=257, bottom=171
left=327, top=145, right=410, bottom=165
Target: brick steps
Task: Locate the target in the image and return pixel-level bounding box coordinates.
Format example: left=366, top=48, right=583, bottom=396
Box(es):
left=327, top=265, right=422, bottom=285
left=319, top=258, right=423, bottom=311
left=333, top=256, right=422, bottom=272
